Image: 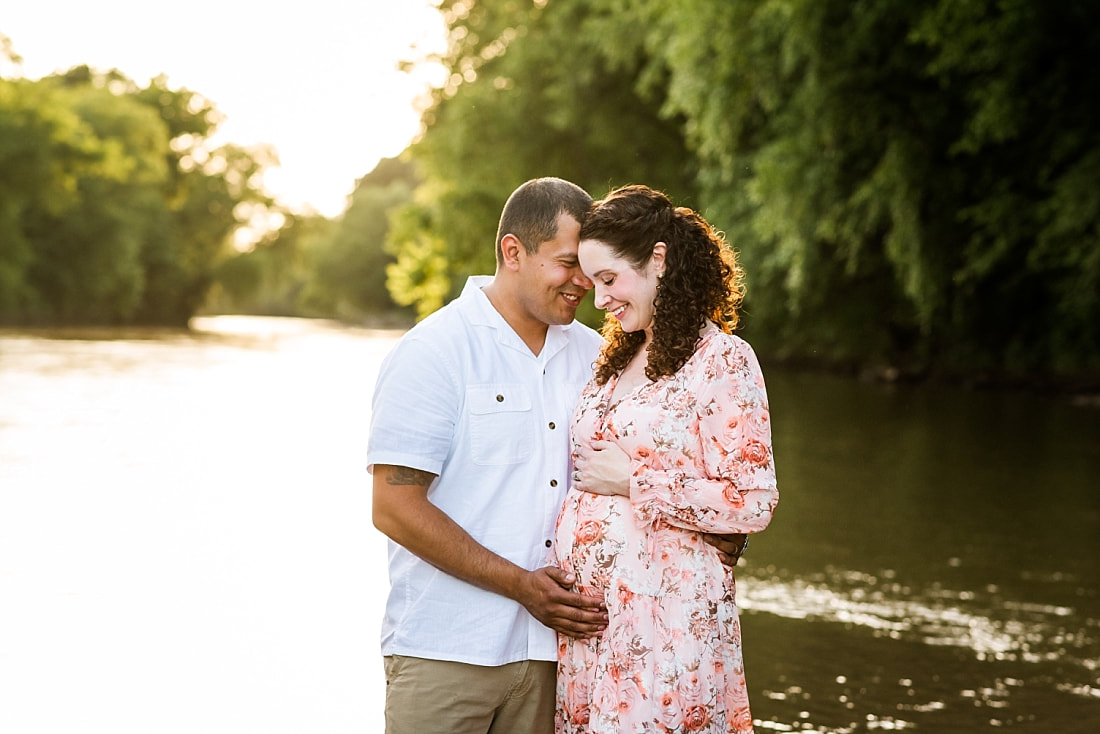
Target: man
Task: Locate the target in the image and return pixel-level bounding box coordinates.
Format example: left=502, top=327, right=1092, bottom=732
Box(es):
left=368, top=177, right=745, bottom=733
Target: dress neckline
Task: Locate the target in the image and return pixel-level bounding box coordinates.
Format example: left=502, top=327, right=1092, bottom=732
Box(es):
left=600, top=324, right=724, bottom=419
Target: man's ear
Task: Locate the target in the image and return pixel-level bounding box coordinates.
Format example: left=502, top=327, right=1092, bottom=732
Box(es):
left=500, top=233, right=524, bottom=272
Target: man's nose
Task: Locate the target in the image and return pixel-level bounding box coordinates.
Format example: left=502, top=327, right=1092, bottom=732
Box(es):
left=573, top=270, right=593, bottom=290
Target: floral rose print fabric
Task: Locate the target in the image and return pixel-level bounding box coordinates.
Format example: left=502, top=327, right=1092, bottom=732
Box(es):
left=555, top=331, right=778, bottom=733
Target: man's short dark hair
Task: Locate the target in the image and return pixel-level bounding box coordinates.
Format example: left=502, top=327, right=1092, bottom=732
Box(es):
left=495, top=178, right=592, bottom=263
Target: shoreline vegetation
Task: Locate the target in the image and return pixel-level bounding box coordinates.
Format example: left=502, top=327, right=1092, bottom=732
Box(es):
left=4, top=3, right=1098, bottom=399
left=767, top=354, right=1100, bottom=407
left=4, top=313, right=1096, bottom=406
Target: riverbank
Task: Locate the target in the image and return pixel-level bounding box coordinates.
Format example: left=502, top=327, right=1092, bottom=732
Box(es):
left=757, top=350, right=1100, bottom=407
left=7, top=311, right=1098, bottom=405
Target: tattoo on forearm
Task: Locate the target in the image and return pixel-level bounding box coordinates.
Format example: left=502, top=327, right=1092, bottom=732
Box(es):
left=386, top=466, right=435, bottom=487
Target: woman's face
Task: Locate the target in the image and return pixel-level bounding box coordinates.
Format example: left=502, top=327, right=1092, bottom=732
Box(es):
left=578, top=239, right=664, bottom=335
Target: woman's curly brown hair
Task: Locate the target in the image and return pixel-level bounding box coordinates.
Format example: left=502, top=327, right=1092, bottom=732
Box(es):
left=580, top=185, right=746, bottom=385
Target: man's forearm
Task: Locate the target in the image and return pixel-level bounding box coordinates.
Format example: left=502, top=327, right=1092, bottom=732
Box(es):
left=372, top=465, right=527, bottom=599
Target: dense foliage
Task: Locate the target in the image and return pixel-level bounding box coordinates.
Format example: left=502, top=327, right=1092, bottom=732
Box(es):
left=389, top=0, right=1099, bottom=386
left=210, top=157, right=416, bottom=324
left=5, top=1, right=1098, bottom=387
left=384, top=0, right=700, bottom=320
left=0, top=47, right=273, bottom=326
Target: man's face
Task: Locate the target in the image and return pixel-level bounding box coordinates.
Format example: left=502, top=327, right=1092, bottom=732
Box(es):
left=516, top=212, right=593, bottom=326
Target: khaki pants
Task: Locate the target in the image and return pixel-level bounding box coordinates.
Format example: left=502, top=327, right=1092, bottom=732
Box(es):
left=383, top=655, right=556, bottom=734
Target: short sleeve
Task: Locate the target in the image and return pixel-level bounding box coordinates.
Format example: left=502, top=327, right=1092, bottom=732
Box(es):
left=367, top=336, right=460, bottom=476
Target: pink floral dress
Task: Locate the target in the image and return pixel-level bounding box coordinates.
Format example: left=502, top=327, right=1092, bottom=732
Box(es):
left=554, top=330, right=778, bottom=734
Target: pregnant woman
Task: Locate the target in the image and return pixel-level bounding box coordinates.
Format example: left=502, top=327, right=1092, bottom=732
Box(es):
left=555, top=185, right=779, bottom=733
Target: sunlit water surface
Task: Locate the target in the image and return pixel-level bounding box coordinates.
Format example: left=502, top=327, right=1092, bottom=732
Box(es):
left=1, top=316, right=1097, bottom=733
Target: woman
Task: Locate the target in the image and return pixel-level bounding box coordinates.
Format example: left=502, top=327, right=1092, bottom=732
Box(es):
left=555, top=185, right=778, bottom=733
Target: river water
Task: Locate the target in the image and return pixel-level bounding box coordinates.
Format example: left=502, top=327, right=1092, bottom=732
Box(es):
left=0, top=315, right=1097, bottom=733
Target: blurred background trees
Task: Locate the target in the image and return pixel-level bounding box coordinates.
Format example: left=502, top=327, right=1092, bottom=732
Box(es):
left=386, top=0, right=1099, bottom=387
left=0, top=53, right=275, bottom=326
left=2, top=0, right=1098, bottom=388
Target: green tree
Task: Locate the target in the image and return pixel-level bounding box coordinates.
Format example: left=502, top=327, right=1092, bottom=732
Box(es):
left=635, top=0, right=1100, bottom=381
left=300, top=156, right=417, bottom=322
left=131, top=73, right=275, bottom=325
left=0, top=77, right=75, bottom=316
left=210, top=211, right=331, bottom=316
left=911, top=0, right=1100, bottom=378
left=0, top=58, right=274, bottom=326
left=0, top=71, right=164, bottom=322
left=21, top=76, right=169, bottom=322
left=396, top=0, right=1099, bottom=384
left=387, top=0, right=698, bottom=318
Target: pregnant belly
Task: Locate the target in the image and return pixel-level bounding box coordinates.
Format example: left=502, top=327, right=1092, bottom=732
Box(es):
left=554, top=490, right=636, bottom=597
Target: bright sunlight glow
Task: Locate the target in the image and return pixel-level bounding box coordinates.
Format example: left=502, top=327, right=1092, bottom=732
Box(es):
left=2, top=0, right=447, bottom=219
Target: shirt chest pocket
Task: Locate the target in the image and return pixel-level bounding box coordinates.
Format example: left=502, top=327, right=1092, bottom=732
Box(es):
left=466, top=384, right=534, bottom=466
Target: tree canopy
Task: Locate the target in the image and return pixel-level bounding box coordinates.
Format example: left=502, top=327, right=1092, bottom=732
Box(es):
left=0, top=48, right=273, bottom=326
left=4, top=3, right=1097, bottom=388
left=209, top=156, right=417, bottom=324
left=386, top=0, right=1099, bottom=386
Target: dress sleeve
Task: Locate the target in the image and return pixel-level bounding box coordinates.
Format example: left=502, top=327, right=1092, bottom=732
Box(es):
left=629, top=336, right=778, bottom=534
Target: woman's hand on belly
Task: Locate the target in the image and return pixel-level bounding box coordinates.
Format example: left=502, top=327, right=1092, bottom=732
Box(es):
left=573, top=440, right=631, bottom=496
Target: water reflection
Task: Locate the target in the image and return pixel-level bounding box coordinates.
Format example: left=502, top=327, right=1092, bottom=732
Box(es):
left=740, top=565, right=1097, bottom=671
left=0, top=317, right=402, bottom=734
left=1, top=316, right=1097, bottom=734
left=744, top=366, right=1100, bottom=733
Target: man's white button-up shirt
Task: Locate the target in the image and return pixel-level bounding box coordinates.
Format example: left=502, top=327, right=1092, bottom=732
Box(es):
left=367, top=276, right=602, bottom=665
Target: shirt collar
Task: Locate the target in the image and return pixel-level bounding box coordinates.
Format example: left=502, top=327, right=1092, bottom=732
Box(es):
left=460, top=275, right=573, bottom=360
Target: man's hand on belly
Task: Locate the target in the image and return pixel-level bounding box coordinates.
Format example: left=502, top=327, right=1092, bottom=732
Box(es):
left=518, top=566, right=609, bottom=639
